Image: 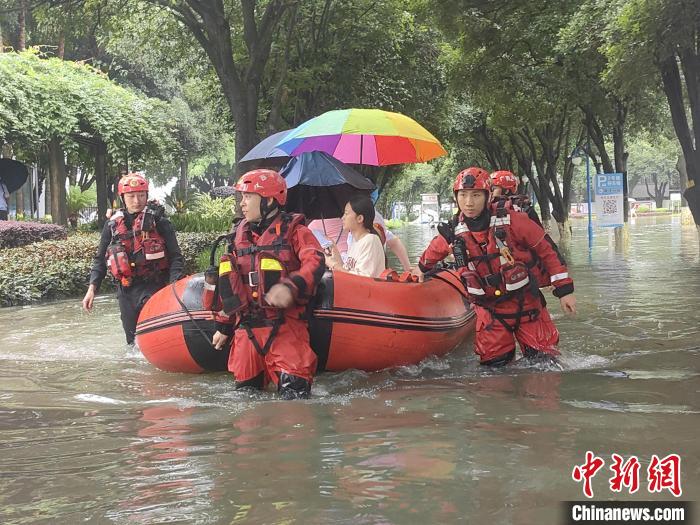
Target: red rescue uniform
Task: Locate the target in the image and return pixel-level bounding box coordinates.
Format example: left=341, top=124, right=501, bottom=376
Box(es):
left=213, top=212, right=325, bottom=388
left=420, top=207, right=573, bottom=364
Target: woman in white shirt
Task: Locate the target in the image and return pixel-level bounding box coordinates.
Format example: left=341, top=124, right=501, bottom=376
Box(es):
left=325, top=196, right=386, bottom=278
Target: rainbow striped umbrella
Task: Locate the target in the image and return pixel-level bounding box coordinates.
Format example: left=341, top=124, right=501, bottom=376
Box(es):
left=275, top=109, right=447, bottom=166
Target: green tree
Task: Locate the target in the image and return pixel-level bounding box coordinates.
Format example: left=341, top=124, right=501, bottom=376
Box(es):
left=66, top=184, right=97, bottom=228
left=432, top=0, right=585, bottom=238
left=140, top=0, right=290, bottom=171
left=0, top=50, right=179, bottom=223
left=627, top=134, right=680, bottom=207
left=602, top=0, right=700, bottom=228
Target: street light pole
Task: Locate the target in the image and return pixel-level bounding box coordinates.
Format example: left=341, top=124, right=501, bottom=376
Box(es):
left=586, top=131, right=593, bottom=248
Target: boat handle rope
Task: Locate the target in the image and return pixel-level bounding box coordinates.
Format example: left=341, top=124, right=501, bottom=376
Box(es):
left=428, top=269, right=470, bottom=301
left=170, top=283, right=219, bottom=352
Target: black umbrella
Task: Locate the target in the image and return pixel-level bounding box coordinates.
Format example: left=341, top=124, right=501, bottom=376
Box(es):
left=209, top=185, right=237, bottom=198
left=237, top=130, right=292, bottom=170
left=0, top=158, right=29, bottom=193
left=280, top=151, right=375, bottom=220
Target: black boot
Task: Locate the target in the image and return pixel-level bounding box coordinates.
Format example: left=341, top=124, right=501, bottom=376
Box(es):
left=480, top=349, right=516, bottom=367
left=235, top=372, right=265, bottom=391
left=521, top=346, right=561, bottom=368
left=522, top=346, right=541, bottom=359
left=277, top=372, right=311, bottom=400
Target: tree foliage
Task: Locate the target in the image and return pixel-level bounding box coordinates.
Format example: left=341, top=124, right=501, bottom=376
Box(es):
left=601, top=0, right=700, bottom=226
left=2, top=0, right=698, bottom=233
left=0, top=49, right=178, bottom=161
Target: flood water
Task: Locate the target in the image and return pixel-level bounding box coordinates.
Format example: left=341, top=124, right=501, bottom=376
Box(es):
left=1, top=216, right=698, bottom=524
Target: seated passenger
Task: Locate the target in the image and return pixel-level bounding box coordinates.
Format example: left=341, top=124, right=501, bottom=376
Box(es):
left=325, top=196, right=386, bottom=278
left=347, top=208, right=413, bottom=272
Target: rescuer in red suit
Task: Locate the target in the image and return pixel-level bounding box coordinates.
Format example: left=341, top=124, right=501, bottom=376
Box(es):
left=413, top=167, right=577, bottom=366
left=490, top=169, right=567, bottom=288
left=83, top=173, right=183, bottom=344
left=210, top=169, right=326, bottom=399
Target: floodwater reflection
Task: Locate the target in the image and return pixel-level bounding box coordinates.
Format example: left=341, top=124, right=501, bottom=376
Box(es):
left=0, top=216, right=698, bottom=524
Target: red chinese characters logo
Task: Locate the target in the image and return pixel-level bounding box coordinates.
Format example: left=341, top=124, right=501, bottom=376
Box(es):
left=609, top=454, right=640, bottom=494
left=572, top=451, right=606, bottom=498
left=573, top=453, right=682, bottom=498
left=647, top=454, right=682, bottom=497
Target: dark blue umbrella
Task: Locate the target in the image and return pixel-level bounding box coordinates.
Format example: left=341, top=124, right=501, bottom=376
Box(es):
left=0, top=158, right=29, bottom=193
left=280, top=151, right=375, bottom=220
left=237, top=130, right=292, bottom=168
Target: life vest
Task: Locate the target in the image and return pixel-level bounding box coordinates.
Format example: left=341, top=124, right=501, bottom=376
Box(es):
left=217, top=213, right=305, bottom=320
left=449, top=209, right=549, bottom=333
left=214, top=212, right=306, bottom=357
left=106, top=209, right=169, bottom=286
left=491, top=198, right=550, bottom=287
left=450, top=209, right=540, bottom=304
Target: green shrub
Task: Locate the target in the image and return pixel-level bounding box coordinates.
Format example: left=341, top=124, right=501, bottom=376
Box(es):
left=0, top=220, right=67, bottom=249
left=169, top=194, right=236, bottom=232
left=637, top=205, right=650, bottom=213
left=176, top=231, right=225, bottom=274
left=77, top=220, right=99, bottom=232
left=165, top=186, right=198, bottom=214
left=194, top=239, right=228, bottom=273
left=384, top=218, right=405, bottom=229
left=0, top=233, right=101, bottom=305
left=0, top=231, right=224, bottom=306
left=66, top=185, right=97, bottom=228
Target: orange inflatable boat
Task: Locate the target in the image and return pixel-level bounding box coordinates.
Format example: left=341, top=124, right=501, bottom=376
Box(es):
left=135, top=269, right=475, bottom=374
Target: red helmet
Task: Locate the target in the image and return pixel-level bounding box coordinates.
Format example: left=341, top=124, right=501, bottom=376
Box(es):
left=118, top=173, right=149, bottom=195
left=453, top=167, right=491, bottom=193
left=234, top=169, right=287, bottom=206
left=490, top=170, right=519, bottom=194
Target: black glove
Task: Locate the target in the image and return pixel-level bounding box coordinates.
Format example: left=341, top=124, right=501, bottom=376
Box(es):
left=437, top=222, right=455, bottom=244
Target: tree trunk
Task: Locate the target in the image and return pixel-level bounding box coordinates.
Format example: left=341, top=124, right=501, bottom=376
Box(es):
left=534, top=120, right=569, bottom=229
left=18, top=1, right=27, bottom=51
left=95, top=142, right=109, bottom=229
left=15, top=187, right=24, bottom=218
left=677, top=154, right=688, bottom=206
left=179, top=157, right=188, bottom=197
left=657, top=187, right=666, bottom=209
left=584, top=108, right=615, bottom=174
left=612, top=100, right=630, bottom=223
left=645, top=173, right=668, bottom=209
left=510, top=130, right=550, bottom=224
left=659, top=54, right=700, bottom=226
left=517, top=128, right=553, bottom=225
left=48, top=138, right=68, bottom=225
left=57, top=31, right=65, bottom=59
left=232, top=88, right=261, bottom=173
left=557, top=219, right=572, bottom=243
left=42, top=156, right=51, bottom=217
left=685, top=185, right=700, bottom=229
left=154, top=0, right=288, bottom=174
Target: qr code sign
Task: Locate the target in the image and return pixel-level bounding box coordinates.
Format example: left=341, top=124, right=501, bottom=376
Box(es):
left=602, top=197, right=618, bottom=215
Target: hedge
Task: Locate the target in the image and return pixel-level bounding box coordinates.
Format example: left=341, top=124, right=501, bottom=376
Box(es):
left=0, top=231, right=222, bottom=306
left=0, top=220, right=67, bottom=249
